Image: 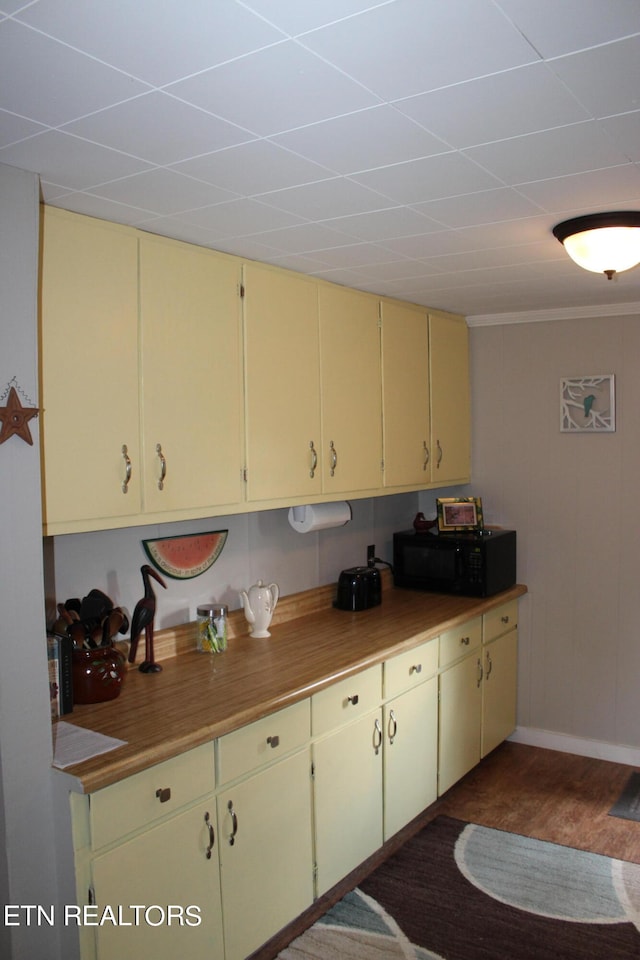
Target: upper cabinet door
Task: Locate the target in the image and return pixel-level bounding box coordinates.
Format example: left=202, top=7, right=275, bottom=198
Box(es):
left=243, top=263, right=322, bottom=503
left=429, top=311, right=471, bottom=484
left=318, top=285, right=382, bottom=494
left=40, top=208, right=142, bottom=532
left=139, top=236, right=243, bottom=514
left=380, top=299, right=430, bottom=488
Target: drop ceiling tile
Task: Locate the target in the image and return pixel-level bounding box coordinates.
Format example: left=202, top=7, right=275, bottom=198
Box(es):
left=87, top=168, right=238, bottom=215
left=258, top=177, right=392, bottom=219
left=272, top=105, right=447, bottom=174
left=0, top=19, right=150, bottom=126
left=0, top=130, right=153, bottom=188
left=172, top=197, right=304, bottom=237
left=396, top=62, right=590, bottom=148
left=0, top=110, right=47, bottom=147
left=465, top=121, right=631, bottom=184
left=172, top=139, right=333, bottom=194
left=236, top=222, right=357, bottom=253
left=353, top=152, right=502, bottom=204
left=301, top=0, right=538, bottom=101
left=599, top=114, right=640, bottom=163
left=16, top=0, right=286, bottom=86
left=62, top=92, right=251, bottom=166
left=412, top=187, right=543, bottom=228
left=240, top=0, right=390, bottom=35
left=382, top=231, right=475, bottom=259
left=516, top=164, right=640, bottom=213
left=494, top=0, right=640, bottom=59
left=301, top=241, right=403, bottom=268
left=168, top=40, right=379, bottom=137
left=43, top=191, right=156, bottom=225
left=550, top=37, right=640, bottom=119
left=320, top=206, right=441, bottom=241
left=352, top=259, right=443, bottom=281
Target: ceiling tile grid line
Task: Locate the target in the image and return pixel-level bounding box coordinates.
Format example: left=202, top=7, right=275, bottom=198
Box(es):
left=1, top=0, right=640, bottom=315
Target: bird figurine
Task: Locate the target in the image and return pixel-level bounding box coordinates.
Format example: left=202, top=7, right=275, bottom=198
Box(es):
left=128, top=565, right=167, bottom=673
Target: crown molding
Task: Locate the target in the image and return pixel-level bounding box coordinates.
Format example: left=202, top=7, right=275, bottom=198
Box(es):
left=467, top=301, right=640, bottom=327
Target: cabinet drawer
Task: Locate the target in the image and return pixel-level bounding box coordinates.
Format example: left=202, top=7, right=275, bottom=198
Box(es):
left=484, top=600, right=518, bottom=644
left=89, top=741, right=214, bottom=850
left=439, top=616, right=482, bottom=668
left=384, top=636, right=438, bottom=699
left=217, top=699, right=310, bottom=785
left=312, top=665, right=382, bottom=737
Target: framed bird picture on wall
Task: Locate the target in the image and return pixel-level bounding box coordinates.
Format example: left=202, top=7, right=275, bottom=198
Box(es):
left=560, top=375, right=615, bottom=432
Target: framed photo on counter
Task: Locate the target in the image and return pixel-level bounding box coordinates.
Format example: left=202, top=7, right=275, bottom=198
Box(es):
left=436, top=496, right=483, bottom=533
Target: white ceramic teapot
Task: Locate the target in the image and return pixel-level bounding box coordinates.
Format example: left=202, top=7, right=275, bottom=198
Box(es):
left=240, top=580, right=280, bottom=638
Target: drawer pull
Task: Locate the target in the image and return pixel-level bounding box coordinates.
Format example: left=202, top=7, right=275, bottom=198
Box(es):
left=347, top=694, right=359, bottom=706
left=205, top=811, right=215, bottom=859
left=388, top=709, right=397, bottom=745
left=410, top=663, right=422, bottom=675
left=227, top=800, right=238, bottom=846
left=501, top=615, right=510, bottom=624
left=461, top=636, right=470, bottom=646
left=155, top=787, right=171, bottom=803
left=266, top=735, right=280, bottom=749
left=373, top=717, right=383, bottom=755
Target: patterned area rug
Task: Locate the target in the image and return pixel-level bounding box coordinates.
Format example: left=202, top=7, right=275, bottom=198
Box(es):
left=278, top=816, right=640, bottom=959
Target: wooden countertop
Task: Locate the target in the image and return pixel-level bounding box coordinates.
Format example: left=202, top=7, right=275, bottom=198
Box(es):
left=53, top=581, right=527, bottom=794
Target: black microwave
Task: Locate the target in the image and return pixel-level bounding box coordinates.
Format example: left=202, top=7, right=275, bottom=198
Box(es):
left=393, top=528, right=516, bottom=598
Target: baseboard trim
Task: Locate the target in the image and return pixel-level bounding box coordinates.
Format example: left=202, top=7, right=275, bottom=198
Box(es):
left=510, top=726, right=640, bottom=768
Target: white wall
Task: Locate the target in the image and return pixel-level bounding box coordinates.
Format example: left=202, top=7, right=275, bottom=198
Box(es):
left=422, top=312, right=640, bottom=762
left=0, top=164, right=62, bottom=959
left=48, top=493, right=418, bottom=632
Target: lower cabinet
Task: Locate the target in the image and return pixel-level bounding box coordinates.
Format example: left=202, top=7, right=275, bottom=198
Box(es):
left=90, top=799, right=223, bottom=960
left=71, top=600, right=519, bottom=960
left=217, top=751, right=314, bottom=960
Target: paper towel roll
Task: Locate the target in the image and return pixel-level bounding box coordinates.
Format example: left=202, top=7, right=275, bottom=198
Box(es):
left=287, top=502, right=352, bottom=533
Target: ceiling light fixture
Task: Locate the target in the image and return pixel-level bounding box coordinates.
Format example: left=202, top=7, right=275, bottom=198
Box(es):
left=552, top=211, right=640, bottom=280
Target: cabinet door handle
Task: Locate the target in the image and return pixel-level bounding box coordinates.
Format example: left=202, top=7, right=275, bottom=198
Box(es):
left=155, top=787, right=171, bottom=803
left=329, top=440, right=337, bottom=477
left=373, top=718, right=383, bottom=755
left=227, top=800, right=238, bottom=846
left=422, top=441, right=429, bottom=470
left=121, top=444, right=132, bottom=493
left=436, top=439, right=443, bottom=468
left=155, top=443, right=167, bottom=490
left=485, top=651, right=493, bottom=680
left=309, top=440, right=317, bottom=479
left=477, top=658, right=484, bottom=688
left=347, top=694, right=359, bottom=706
left=205, top=811, right=215, bottom=859
left=266, top=735, right=280, bottom=748
left=388, top=709, right=397, bottom=745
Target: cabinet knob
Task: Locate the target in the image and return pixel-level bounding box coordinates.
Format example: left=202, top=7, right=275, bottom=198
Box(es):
left=501, top=615, right=510, bottom=624
left=461, top=636, right=470, bottom=646
left=410, top=663, right=422, bottom=675
left=266, top=735, right=280, bottom=749
left=347, top=694, right=359, bottom=706
left=155, top=787, right=171, bottom=803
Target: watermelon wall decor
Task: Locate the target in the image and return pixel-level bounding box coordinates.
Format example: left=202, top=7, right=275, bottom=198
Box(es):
left=142, top=530, right=228, bottom=580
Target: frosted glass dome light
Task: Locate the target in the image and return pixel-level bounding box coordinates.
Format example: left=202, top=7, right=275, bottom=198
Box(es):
left=552, top=212, right=640, bottom=280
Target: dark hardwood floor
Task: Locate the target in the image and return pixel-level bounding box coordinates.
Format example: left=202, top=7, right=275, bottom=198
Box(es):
left=252, top=742, right=640, bottom=959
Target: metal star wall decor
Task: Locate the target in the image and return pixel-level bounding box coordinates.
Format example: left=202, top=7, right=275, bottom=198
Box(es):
left=0, top=379, right=39, bottom=446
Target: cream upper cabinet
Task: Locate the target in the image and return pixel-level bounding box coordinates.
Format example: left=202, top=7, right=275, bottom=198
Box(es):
left=139, top=235, right=243, bottom=515
left=40, top=208, right=142, bottom=532
left=318, top=284, right=383, bottom=493
left=243, top=262, right=322, bottom=502
left=380, top=299, right=430, bottom=487
left=429, top=310, right=471, bottom=484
